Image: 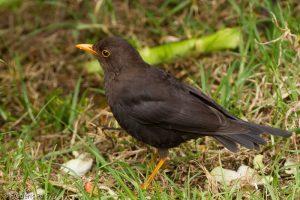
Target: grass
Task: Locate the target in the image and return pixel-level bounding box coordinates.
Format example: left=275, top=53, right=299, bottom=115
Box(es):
left=0, top=0, right=299, bottom=199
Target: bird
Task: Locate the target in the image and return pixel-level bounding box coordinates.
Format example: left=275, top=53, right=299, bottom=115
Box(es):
left=76, top=37, right=291, bottom=189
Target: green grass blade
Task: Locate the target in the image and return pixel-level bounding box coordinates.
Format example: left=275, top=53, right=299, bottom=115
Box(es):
left=68, top=77, right=81, bottom=129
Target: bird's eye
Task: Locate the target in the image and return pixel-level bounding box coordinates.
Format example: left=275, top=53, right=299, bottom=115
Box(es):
left=101, top=50, right=110, bottom=57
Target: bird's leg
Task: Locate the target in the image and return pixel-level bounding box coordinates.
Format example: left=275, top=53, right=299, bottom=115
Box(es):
left=141, top=148, right=168, bottom=190
left=141, top=158, right=167, bottom=190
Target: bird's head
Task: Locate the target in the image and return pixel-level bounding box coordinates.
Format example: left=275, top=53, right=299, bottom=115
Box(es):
left=76, top=37, right=144, bottom=74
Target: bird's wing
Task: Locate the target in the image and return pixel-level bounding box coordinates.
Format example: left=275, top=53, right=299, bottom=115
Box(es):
left=116, top=68, right=242, bottom=134
left=185, top=85, right=240, bottom=120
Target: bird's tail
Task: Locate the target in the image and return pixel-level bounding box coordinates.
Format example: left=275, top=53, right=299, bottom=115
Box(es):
left=214, top=121, right=291, bottom=152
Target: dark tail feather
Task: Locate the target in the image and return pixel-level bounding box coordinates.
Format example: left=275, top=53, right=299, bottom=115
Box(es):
left=213, top=131, right=266, bottom=152
left=249, top=123, right=292, bottom=137
left=224, top=134, right=257, bottom=149
left=214, top=121, right=291, bottom=152
left=214, top=135, right=238, bottom=152
left=238, top=121, right=292, bottom=137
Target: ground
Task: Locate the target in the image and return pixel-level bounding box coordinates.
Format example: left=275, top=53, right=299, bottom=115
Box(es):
left=0, top=0, right=299, bottom=199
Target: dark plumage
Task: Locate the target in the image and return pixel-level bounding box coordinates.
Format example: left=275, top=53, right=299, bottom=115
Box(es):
left=76, top=36, right=291, bottom=189
left=91, top=37, right=290, bottom=151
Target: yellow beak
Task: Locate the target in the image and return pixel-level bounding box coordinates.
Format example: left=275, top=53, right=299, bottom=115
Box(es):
left=76, top=44, right=98, bottom=55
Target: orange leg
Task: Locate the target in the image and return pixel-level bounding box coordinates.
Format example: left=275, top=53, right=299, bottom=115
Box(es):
left=141, top=158, right=167, bottom=190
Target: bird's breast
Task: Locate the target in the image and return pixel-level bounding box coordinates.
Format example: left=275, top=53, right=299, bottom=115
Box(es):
left=103, top=74, right=118, bottom=107
left=103, top=72, right=131, bottom=107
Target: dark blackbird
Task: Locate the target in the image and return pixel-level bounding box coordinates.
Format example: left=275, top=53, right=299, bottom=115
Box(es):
left=76, top=37, right=291, bottom=189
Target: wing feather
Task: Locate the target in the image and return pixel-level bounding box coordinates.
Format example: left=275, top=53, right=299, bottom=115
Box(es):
left=115, top=67, right=234, bottom=134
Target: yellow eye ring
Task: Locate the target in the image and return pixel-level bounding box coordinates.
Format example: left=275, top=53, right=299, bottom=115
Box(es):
left=102, top=50, right=110, bottom=57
